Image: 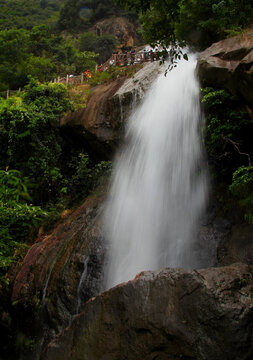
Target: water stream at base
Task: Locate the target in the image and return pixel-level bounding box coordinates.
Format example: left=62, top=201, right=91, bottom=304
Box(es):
left=103, top=55, right=208, bottom=289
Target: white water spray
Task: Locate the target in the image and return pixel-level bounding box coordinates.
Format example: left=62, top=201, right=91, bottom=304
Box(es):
left=103, top=55, right=208, bottom=288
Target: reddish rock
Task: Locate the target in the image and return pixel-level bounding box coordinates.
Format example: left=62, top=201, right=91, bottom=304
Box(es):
left=42, top=263, right=253, bottom=360
left=12, top=193, right=105, bottom=332
left=60, top=77, right=127, bottom=158
left=197, top=26, right=253, bottom=104
left=60, top=62, right=164, bottom=159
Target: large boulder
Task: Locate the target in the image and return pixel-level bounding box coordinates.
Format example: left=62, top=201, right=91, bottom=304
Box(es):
left=197, top=26, right=253, bottom=105
left=42, top=263, right=253, bottom=360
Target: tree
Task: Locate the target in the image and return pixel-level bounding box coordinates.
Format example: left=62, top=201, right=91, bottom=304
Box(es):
left=78, top=32, right=117, bottom=63
left=0, top=28, right=30, bottom=90
left=0, top=25, right=98, bottom=90
left=58, top=0, right=91, bottom=32
left=0, top=79, right=74, bottom=203
left=115, top=0, right=253, bottom=49
left=0, top=0, right=63, bottom=30
left=58, top=0, right=137, bottom=32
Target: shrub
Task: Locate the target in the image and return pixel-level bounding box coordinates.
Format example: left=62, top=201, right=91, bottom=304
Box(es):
left=229, top=166, right=253, bottom=223
left=201, top=87, right=252, bottom=181
left=201, top=87, right=253, bottom=221
left=0, top=169, right=48, bottom=282
left=67, top=153, right=112, bottom=203
left=0, top=79, right=74, bottom=204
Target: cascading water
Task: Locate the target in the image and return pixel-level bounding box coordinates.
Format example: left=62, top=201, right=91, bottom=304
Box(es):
left=103, top=54, right=208, bottom=289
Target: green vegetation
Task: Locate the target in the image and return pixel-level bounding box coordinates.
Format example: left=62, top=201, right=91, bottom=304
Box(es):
left=78, top=32, right=118, bottom=63
left=0, top=0, right=64, bottom=30
left=116, top=0, right=253, bottom=49
left=0, top=25, right=97, bottom=91
left=89, top=64, right=143, bottom=86
left=0, top=169, right=47, bottom=283
left=0, top=80, right=73, bottom=206
left=58, top=0, right=137, bottom=32
left=201, top=87, right=253, bottom=221
left=229, top=166, right=253, bottom=223
left=0, top=1, right=140, bottom=93
left=0, top=0, right=141, bottom=286
left=0, top=79, right=111, bottom=283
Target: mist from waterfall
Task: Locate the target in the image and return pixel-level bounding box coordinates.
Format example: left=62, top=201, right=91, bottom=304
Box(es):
left=103, top=54, right=208, bottom=288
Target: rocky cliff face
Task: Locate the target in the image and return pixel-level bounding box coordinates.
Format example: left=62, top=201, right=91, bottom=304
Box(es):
left=61, top=62, right=165, bottom=158
left=197, top=26, right=253, bottom=106
left=92, top=17, right=140, bottom=47
left=42, top=263, right=253, bottom=360
left=9, top=192, right=106, bottom=359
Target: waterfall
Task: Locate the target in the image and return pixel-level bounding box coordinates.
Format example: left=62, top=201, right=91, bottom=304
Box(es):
left=103, top=54, right=208, bottom=288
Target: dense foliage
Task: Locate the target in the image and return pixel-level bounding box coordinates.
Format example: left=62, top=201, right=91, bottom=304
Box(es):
left=202, top=87, right=253, bottom=221
left=0, top=1, right=140, bottom=92
left=58, top=0, right=137, bottom=32
left=78, top=32, right=118, bottom=63
left=229, top=166, right=253, bottom=223
left=0, top=79, right=111, bottom=281
left=0, top=169, right=48, bottom=282
left=0, top=0, right=64, bottom=30
left=0, top=0, right=141, bottom=286
left=116, top=0, right=253, bottom=49
left=0, top=25, right=97, bottom=91
left=0, top=80, right=72, bottom=202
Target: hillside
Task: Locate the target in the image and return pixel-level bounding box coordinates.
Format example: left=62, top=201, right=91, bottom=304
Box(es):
left=0, top=0, right=64, bottom=30
left=0, top=0, right=138, bottom=32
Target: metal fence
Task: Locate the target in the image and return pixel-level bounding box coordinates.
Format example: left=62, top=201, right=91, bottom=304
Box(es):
left=51, top=74, right=86, bottom=86
left=100, top=51, right=160, bottom=71
left=0, top=50, right=161, bottom=99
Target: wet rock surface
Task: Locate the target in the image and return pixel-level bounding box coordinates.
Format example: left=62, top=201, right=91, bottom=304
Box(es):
left=42, top=263, right=253, bottom=360
left=197, top=26, right=253, bottom=105
left=10, top=193, right=106, bottom=358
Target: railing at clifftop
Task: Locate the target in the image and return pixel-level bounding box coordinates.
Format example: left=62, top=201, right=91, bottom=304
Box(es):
left=0, top=50, right=161, bottom=98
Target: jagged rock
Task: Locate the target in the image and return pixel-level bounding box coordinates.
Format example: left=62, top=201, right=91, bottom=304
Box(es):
left=92, top=17, right=139, bottom=47
left=42, top=263, right=253, bottom=360
left=60, top=62, right=164, bottom=158
left=197, top=26, right=253, bottom=104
